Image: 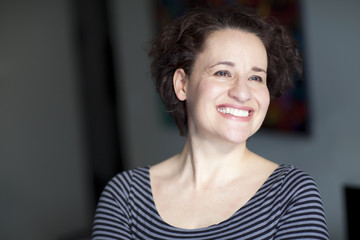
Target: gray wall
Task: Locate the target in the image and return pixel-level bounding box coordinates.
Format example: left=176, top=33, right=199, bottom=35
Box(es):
left=0, top=0, right=93, bottom=239
left=111, top=0, right=360, bottom=239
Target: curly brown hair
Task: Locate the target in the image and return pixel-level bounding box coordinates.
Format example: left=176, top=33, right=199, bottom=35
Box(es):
left=149, top=6, right=302, bottom=136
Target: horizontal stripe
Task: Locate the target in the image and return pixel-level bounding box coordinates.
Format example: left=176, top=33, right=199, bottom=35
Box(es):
left=92, top=165, right=329, bottom=239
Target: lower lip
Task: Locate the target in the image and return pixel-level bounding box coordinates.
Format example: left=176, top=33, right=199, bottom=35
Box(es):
left=217, top=109, right=253, bottom=122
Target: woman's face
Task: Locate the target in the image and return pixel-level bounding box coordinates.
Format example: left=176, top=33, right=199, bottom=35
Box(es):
left=175, top=29, right=270, bottom=144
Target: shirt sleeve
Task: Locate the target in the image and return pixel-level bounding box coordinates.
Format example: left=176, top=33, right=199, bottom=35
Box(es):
left=274, top=170, right=329, bottom=240
left=92, top=173, right=133, bottom=240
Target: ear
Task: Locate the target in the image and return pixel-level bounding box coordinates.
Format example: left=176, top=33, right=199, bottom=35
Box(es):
left=173, top=68, right=187, bottom=101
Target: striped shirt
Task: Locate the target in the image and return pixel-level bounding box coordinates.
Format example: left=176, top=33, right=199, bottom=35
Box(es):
left=92, top=164, right=329, bottom=239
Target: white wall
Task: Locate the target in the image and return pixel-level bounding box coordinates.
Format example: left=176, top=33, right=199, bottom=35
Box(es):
left=111, top=0, right=360, bottom=239
left=0, top=0, right=93, bottom=239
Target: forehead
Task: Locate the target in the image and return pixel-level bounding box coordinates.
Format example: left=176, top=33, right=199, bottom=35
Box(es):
left=205, top=28, right=265, bottom=47
left=197, top=29, right=267, bottom=67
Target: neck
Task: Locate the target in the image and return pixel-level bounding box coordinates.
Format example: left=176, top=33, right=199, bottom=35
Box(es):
left=176, top=136, right=252, bottom=189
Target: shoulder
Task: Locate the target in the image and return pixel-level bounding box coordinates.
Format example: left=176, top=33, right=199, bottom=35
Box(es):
left=272, top=164, right=323, bottom=207
left=274, top=164, right=318, bottom=186
left=93, top=168, right=150, bottom=239
left=101, top=167, right=150, bottom=201
left=150, top=154, right=180, bottom=178
left=272, top=165, right=329, bottom=239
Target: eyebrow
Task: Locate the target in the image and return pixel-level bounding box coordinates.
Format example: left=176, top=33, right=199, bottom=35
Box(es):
left=209, top=61, right=235, bottom=68
left=209, top=61, right=267, bottom=73
left=252, top=66, right=267, bottom=74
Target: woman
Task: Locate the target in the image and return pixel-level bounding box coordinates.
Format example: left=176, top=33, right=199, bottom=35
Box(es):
left=92, top=6, right=329, bottom=239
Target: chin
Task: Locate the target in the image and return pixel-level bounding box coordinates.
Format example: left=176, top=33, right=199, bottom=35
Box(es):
left=223, top=126, right=262, bottom=144
left=220, top=132, right=251, bottom=144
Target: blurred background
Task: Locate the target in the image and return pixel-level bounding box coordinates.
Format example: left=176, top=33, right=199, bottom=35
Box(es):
left=1, top=0, right=360, bottom=239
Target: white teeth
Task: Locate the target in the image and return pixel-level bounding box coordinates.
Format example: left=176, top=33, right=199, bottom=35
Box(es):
left=217, top=107, right=250, bottom=117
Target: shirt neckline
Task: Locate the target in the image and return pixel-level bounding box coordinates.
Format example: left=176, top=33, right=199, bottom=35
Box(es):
left=143, top=164, right=290, bottom=231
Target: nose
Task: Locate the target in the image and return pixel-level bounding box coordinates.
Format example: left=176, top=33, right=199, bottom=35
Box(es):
left=228, top=78, right=251, bottom=103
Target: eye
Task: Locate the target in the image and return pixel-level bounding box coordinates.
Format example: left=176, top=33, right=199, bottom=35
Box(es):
left=214, top=70, right=231, bottom=77
left=249, top=75, right=264, bottom=83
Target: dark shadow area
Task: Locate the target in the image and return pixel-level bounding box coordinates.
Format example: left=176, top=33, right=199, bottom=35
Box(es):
left=344, top=185, right=360, bottom=240
left=73, top=0, right=125, bottom=205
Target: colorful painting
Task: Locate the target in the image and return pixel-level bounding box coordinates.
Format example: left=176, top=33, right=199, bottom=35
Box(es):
left=154, top=0, right=309, bottom=134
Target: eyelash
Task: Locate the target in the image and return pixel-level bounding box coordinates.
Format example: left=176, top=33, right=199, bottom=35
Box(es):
left=214, top=70, right=231, bottom=77
left=214, top=71, right=265, bottom=84
left=249, top=76, right=263, bottom=82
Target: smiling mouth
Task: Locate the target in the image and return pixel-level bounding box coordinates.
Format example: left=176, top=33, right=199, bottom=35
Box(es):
left=217, top=107, right=250, bottom=117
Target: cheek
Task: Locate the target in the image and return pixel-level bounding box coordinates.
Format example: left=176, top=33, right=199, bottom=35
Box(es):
left=189, top=80, right=222, bottom=105
left=198, top=81, right=221, bottom=98
left=257, top=88, right=270, bottom=111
